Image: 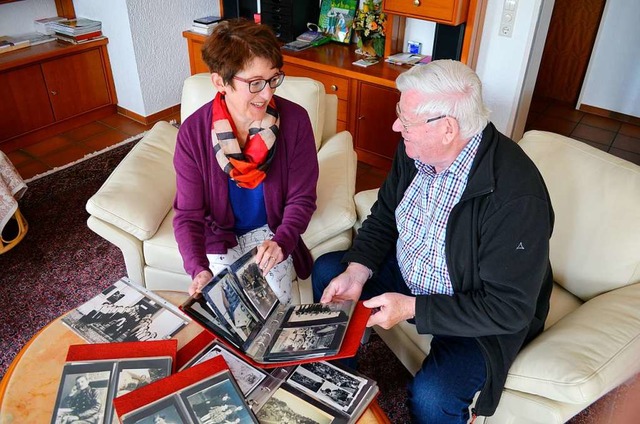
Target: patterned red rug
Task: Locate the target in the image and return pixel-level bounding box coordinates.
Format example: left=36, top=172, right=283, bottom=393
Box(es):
left=0, top=138, right=634, bottom=423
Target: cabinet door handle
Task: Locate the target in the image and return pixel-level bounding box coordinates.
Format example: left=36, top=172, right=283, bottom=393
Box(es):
left=331, top=84, right=338, bottom=91
left=414, top=0, right=421, bottom=5
left=358, top=115, right=365, bottom=120
left=50, top=90, right=58, bottom=96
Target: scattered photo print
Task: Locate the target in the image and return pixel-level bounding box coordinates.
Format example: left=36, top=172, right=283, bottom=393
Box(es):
left=256, top=386, right=335, bottom=424
left=288, top=362, right=367, bottom=413
left=62, top=278, right=188, bottom=343
left=51, top=362, right=113, bottom=424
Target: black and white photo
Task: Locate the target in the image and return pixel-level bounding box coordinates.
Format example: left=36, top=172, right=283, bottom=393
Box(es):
left=230, top=249, right=279, bottom=320
left=51, top=363, right=112, bottom=424
left=256, top=386, right=336, bottom=424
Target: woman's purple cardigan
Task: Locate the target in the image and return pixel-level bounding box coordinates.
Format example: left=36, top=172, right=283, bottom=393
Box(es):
left=173, top=96, right=319, bottom=280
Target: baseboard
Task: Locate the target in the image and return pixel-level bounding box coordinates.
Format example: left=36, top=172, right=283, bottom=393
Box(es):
left=117, top=104, right=181, bottom=125
left=578, top=104, right=640, bottom=126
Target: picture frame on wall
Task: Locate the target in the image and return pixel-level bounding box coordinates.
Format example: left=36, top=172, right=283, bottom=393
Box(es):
left=318, top=0, right=358, bottom=44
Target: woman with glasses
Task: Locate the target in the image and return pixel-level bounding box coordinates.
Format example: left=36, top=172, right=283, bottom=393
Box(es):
left=173, top=19, right=319, bottom=303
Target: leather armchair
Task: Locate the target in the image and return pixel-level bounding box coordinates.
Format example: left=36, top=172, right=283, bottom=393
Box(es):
left=354, top=130, right=640, bottom=423
left=86, top=75, right=357, bottom=302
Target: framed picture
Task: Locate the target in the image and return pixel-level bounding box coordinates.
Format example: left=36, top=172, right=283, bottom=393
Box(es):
left=318, top=0, right=358, bottom=44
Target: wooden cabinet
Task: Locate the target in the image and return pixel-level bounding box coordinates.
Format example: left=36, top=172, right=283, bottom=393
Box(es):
left=353, top=82, right=401, bottom=168
left=383, top=0, right=470, bottom=26
left=0, top=39, right=116, bottom=151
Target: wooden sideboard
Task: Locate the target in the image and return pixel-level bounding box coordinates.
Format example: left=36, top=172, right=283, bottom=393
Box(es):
left=0, top=38, right=117, bottom=152
left=183, top=31, right=403, bottom=169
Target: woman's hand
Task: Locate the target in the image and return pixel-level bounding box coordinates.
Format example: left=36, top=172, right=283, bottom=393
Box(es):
left=189, top=270, right=213, bottom=295
left=255, top=240, right=284, bottom=275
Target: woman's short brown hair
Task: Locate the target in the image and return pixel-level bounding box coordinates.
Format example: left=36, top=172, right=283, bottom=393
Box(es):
left=201, top=19, right=283, bottom=85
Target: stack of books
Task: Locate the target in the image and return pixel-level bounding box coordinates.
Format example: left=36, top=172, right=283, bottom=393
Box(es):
left=33, top=16, right=65, bottom=35
left=385, top=52, right=431, bottom=66
left=49, top=17, right=104, bottom=44
left=191, top=15, right=223, bottom=35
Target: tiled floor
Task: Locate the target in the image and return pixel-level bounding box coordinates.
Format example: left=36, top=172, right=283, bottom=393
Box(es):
left=526, top=96, right=640, bottom=166
left=6, top=112, right=180, bottom=181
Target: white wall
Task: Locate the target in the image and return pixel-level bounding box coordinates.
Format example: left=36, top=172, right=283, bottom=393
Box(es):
left=74, top=0, right=216, bottom=117
left=578, top=0, right=640, bottom=118
left=0, top=0, right=57, bottom=35
left=475, top=0, right=554, bottom=140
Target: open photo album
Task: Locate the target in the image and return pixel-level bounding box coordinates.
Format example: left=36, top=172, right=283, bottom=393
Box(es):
left=181, top=339, right=380, bottom=424
left=180, top=248, right=370, bottom=366
left=50, top=340, right=176, bottom=424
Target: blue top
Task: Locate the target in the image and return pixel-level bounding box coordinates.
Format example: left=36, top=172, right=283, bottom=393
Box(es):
left=228, top=179, right=267, bottom=235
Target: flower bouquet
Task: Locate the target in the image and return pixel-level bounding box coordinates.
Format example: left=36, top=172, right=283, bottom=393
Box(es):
left=353, top=0, right=386, bottom=57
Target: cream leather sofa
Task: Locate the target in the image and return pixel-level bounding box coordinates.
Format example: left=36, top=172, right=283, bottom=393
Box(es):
left=353, top=130, right=640, bottom=423
left=86, top=74, right=357, bottom=301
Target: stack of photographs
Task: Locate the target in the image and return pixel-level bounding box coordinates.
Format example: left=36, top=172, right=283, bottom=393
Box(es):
left=114, top=356, right=257, bottom=424
left=181, top=248, right=362, bottom=364
left=62, top=277, right=190, bottom=344
left=183, top=340, right=379, bottom=424
left=50, top=340, right=176, bottom=424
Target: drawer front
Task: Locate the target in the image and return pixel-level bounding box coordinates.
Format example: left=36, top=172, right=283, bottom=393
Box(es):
left=261, top=0, right=294, bottom=8
left=284, top=64, right=350, bottom=102
left=383, top=0, right=469, bottom=25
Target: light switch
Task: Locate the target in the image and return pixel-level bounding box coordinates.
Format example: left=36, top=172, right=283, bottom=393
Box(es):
left=498, top=0, right=518, bottom=38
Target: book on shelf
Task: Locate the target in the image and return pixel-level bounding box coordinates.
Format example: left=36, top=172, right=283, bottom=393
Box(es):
left=0, top=36, right=30, bottom=54
left=12, top=32, right=56, bottom=46
left=114, top=355, right=258, bottom=424
left=61, top=276, right=190, bottom=344
left=180, top=248, right=371, bottom=367
left=50, top=340, right=176, bottom=424
left=193, top=15, right=223, bottom=26
left=34, top=16, right=65, bottom=35
left=180, top=338, right=380, bottom=423
left=189, top=25, right=215, bottom=36
left=49, top=17, right=102, bottom=36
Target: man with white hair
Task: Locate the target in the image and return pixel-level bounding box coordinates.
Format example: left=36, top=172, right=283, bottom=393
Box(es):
left=313, top=60, right=554, bottom=423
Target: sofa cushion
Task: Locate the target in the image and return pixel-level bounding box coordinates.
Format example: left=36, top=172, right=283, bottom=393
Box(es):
left=143, top=209, right=185, bottom=274
left=504, top=282, right=640, bottom=404
left=519, top=131, right=640, bottom=300
left=86, top=122, right=178, bottom=240
left=181, top=74, right=325, bottom=151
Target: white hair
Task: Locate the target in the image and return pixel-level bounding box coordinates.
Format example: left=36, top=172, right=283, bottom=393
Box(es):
left=395, top=60, right=490, bottom=139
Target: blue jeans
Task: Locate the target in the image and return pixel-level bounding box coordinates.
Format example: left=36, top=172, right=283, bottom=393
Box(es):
left=312, top=250, right=487, bottom=423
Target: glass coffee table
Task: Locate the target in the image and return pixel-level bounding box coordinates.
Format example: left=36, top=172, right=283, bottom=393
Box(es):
left=0, top=290, right=389, bottom=423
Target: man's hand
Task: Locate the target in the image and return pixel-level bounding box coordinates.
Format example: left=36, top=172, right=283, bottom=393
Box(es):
left=320, top=263, right=370, bottom=303
left=364, top=293, right=416, bottom=329
left=255, top=240, right=284, bottom=275
left=189, top=270, right=213, bottom=295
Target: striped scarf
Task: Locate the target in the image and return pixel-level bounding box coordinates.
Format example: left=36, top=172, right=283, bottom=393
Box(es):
left=211, top=92, right=279, bottom=188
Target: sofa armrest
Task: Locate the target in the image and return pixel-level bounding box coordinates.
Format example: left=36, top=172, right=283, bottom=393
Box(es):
left=505, top=282, right=640, bottom=404
left=301, top=131, right=357, bottom=249
left=86, top=121, right=178, bottom=241
left=354, top=189, right=379, bottom=232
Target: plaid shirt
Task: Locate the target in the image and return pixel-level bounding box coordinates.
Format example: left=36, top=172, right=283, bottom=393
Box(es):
left=396, top=133, right=482, bottom=295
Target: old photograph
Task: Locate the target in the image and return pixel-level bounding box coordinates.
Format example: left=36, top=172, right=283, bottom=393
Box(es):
left=62, top=278, right=188, bottom=343
left=288, top=362, right=367, bottom=412
left=268, top=324, right=344, bottom=358
left=189, top=341, right=267, bottom=396
left=282, top=301, right=353, bottom=327
left=256, top=386, right=335, bottom=424
left=51, top=362, right=113, bottom=424
left=231, top=249, right=279, bottom=320
left=121, top=398, right=188, bottom=424
left=203, top=272, right=260, bottom=343
left=182, top=374, right=256, bottom=424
